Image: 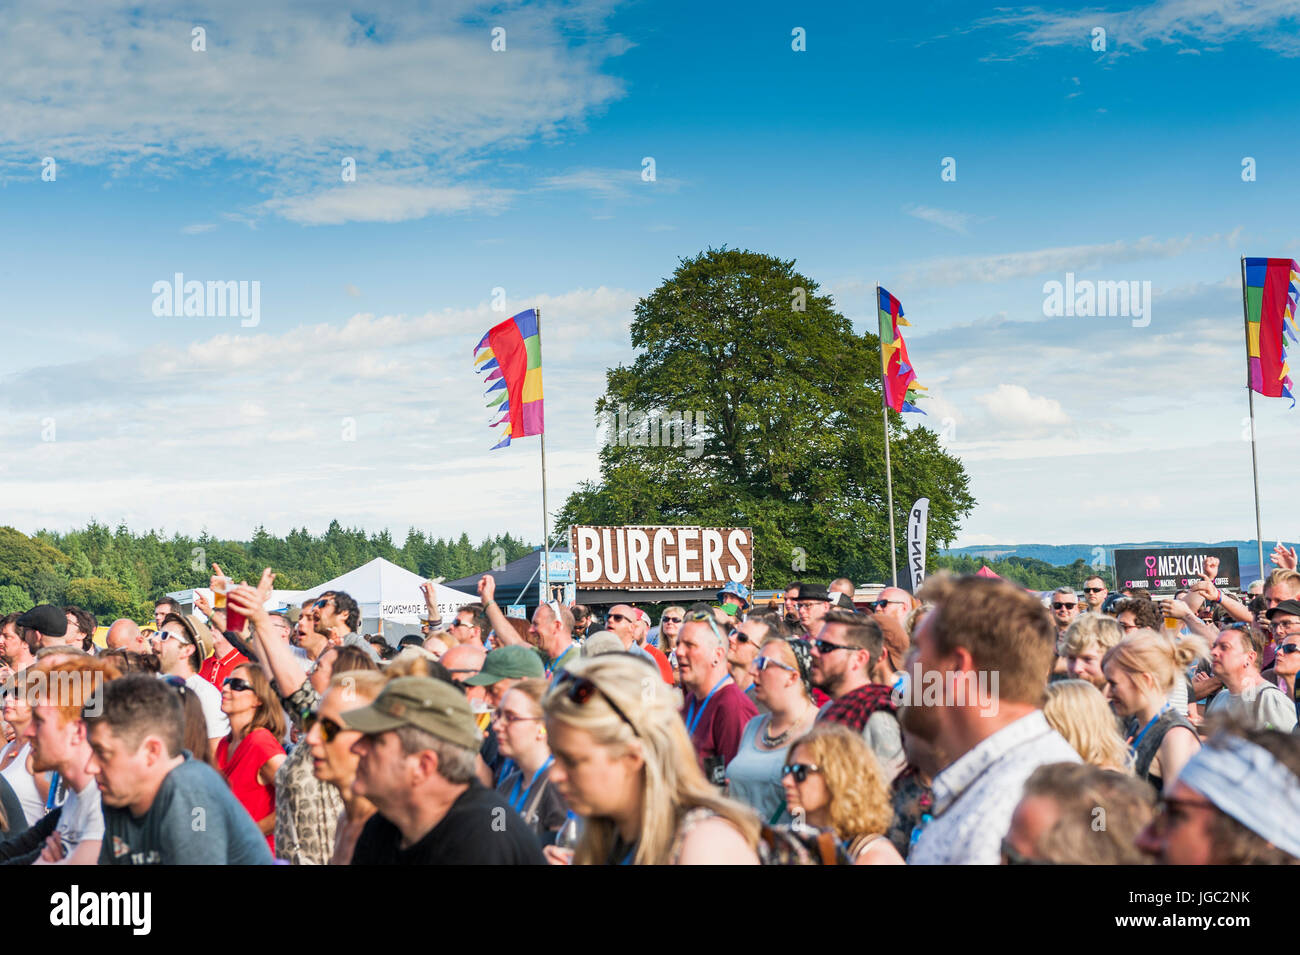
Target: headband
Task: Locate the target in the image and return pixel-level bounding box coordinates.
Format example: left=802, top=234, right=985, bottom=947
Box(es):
left=1178, top=735, right=1300, bottom=859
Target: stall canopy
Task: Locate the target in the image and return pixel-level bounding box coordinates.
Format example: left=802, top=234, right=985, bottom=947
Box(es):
left=297, top=558, right=478, bottom=642
left=446, top=549, right=563, bottom=610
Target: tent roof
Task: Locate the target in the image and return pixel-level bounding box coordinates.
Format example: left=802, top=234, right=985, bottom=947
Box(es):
left=297, top=557, right=477, bottom=621
left=446, top=549, right=566, bottom=608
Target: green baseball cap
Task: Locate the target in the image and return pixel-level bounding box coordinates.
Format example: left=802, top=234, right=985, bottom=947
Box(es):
left=463, top=644, right=545, bottom=686
left=340, top=676, right=481, bottom=750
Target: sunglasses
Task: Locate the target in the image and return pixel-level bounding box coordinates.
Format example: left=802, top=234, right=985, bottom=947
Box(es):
left=223, top=677, right=254, bottom=692
left=304, top=713, right=346, bottom=743
left=1051, top=603, right=1078, bottom=610
left=782, top=762, right=820, bottom=783
left=313, top=600, right=329, bottom=610
left=1000, top=839, right=1053, bottom=866
left=446, top=620, right=467, bottom=630
left=873, top=599, right=904, bottom=608
left=606, top=612, right=633, bottom=624
left=811, top=638, right=858, bottom=654
left=1083, top=587, right=1105, bottom=594
left=754, top=656, right=796, bottom=674
left=661, top=616, right=682, bottom=624
left=159, top=631, right=192, bottom=645
left=1280, top=643, right=1300, bottom=655
left=555, top=672, right=639, bottom=738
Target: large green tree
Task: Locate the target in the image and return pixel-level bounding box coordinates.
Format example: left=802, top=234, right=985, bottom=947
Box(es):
left=556, top=248, right=976, bottom=587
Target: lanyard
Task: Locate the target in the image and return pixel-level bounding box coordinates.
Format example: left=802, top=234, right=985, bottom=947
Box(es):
left=1129, top=704, right=1171, bottom=751
left=549, top=644, right=577, bottom=676
left=685, top=677, right=729, bottom=735
left=495, top=757, right=516, bottom=787
left=508, top=756, right=554, bottom=814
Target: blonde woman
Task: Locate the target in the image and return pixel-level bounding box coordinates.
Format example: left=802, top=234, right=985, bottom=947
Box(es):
left=1043, top=680, right=1133, bottom=772
left=782, top=723, right=904, bottom=865
left=541, top=655, right=760, bottom=865
left=1102, top=628, right=1208, bottom=790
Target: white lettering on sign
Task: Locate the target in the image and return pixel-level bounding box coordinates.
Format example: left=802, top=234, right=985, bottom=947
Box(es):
left=573, top=526, right=753, bottom=590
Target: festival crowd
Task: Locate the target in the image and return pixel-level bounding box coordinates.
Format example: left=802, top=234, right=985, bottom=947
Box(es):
left=1, top=547, right=1299, bottom=865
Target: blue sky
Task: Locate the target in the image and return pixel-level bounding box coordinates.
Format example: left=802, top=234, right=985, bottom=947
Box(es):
left=3, top=0, right=1300, bottom=557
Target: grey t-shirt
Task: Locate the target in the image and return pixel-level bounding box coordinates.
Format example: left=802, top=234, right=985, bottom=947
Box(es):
left=98, top=754, right=272, bottom=865
left=57, top=779, right=105, bottom=857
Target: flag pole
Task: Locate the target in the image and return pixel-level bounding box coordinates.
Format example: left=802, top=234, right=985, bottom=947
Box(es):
left=1240, top=258, right=1265, bottom=580
left=877, top=283, right=898, bottom=587
left=538, top=307, right=551, bottom=607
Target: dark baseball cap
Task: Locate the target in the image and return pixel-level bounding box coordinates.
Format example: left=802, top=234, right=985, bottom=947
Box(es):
left=341, top=676, right=481, bottom=750
left=17, top=605, right=68, bottom=637
left=1267, top=600, right=1300, bottom=620
left=464, top=645, right=545, bottom=686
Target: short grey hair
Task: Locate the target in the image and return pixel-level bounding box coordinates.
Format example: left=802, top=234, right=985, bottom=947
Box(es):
left=394, top=725, right=478, bottom=783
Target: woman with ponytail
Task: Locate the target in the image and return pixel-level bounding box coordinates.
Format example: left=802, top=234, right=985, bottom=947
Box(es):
left=1102, top=628, right=1208, bottom=790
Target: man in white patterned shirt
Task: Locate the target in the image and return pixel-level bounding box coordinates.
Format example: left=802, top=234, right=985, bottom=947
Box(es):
left=903, top=575, right=1080, bottom=865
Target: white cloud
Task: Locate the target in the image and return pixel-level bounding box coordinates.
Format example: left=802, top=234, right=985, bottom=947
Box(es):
left=181, top=223, right=216, bottom=234
left=538, top=166, right=682, bottom=200
left=904, top=204, right=975, bottom=235
left=975, top=384, right=1072, bottom=431
left=0, top=1, right=630, bottom=222
left=976, top=0, right=1300, bottom=57
left=263, top=182, right=513, bottom=225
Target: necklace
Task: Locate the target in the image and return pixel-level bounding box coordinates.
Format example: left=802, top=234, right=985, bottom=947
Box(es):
left=762, top=704, right=813, bottom=748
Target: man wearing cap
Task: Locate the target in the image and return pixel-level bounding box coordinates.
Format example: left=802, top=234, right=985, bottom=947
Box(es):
left=344, top=677, right=547, bottom=864
left=793, top=583, right=832, bottom=638
left=717, top=581, right=751, bottom=618
left=17, top=605, right=73, bottom=650
left=1136, top=725, right=1300, bottom=864
left=465, top=645, right=546, bottom=786
left=156, top=612, right=228, bottom=757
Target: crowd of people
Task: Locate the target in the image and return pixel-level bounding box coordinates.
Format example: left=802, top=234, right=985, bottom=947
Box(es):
left=1, top=548, right=1298, bottom=866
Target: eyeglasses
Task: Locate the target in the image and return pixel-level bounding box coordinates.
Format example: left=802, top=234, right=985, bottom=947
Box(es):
left=1083, top=587, right=1105, bottom=594
left=554, top=671, right=640, bottom=738
left=1000, top=839, right=1053, bottom=866
left=782, top=762, right=820, bottom=783
left=754, top=656, right=796, bottom=674
left=810, top=638, right=858, bottom=654
left=304, top=713, right=346, bottom=743
left=1051, top=602, right=1078, bottom=610
left=492, top=710, right=543, bottom=726
left=223, top=677, right=254, bottom=692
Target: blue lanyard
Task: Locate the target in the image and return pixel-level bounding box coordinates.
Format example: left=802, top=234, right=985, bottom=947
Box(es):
left=495, top=757, right=516, bottom=787
left=508, top=756, right=554, bottom=814
left=549, top=644, right=578, bottom=676
left=685, top=677, right=729, bottom=735
left=1129, top=704, right=1170, bottom=751
left=618, top=845, right=636, bottom=865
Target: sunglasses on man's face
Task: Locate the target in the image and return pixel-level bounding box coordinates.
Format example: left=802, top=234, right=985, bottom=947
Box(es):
left=1280, top=643, right=1300, bottom=655
left=304, top=713, right=346, bottom=743
left=1083, top=587, right=1105, bottom=594
left=1051, top=602, right=1077, bottom=611
left=223, top=677, right=254, bottom=693
left=873, top=599, right=904, bottom=609
left=782, top=762, right=820, bottom=784
left=606, top=612, right=633, bottom=625
left=811, top=638, right=857, bottom=655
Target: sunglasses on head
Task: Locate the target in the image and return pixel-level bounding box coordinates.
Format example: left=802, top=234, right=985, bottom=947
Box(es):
left=304, top=713, right=346, bottom=743
left=782, top=762, right=819, bottom=783
left=223, top=677, right=254, bottom=692
left=554, top=671, right=640, bottom=738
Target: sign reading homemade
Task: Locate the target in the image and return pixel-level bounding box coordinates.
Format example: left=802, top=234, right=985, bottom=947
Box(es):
left=571, top=526, right=753, bottom=591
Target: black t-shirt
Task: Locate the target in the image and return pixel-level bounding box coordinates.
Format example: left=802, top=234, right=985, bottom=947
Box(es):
left=351, top=781, right=547, bottom=865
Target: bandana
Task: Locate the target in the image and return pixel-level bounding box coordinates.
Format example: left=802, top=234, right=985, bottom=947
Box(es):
left=784, top=637, right=814, bottom=699
left=1178, top=735, right=1300, bottom=860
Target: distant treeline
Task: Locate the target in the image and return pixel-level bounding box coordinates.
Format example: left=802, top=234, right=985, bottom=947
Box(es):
left=930, top=554, right=1114, bottom=592
left=0, top=521, right=535, bottom=623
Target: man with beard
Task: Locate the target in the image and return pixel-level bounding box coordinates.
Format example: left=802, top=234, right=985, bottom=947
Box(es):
left=904, top=575, right=1079, bottom=865
left=810, top=610, right=904, bottom=782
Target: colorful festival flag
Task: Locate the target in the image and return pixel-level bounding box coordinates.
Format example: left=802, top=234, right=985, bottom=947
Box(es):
left=473, top=308, right=545, bottom=449
left=877, top=287, right=926, bottom=414
left=1244, top=258, right=1299, bottom=407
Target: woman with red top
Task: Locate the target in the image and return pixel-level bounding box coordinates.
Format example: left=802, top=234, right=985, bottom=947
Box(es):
left=218, top=662, right=287, bottom=853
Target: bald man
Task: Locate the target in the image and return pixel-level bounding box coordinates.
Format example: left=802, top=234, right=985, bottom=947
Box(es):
left=829, top=577, right=855, bottom=599
left=105, top=618, right=149, bottom=654
left=872, top=587, right=913, bottom=625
